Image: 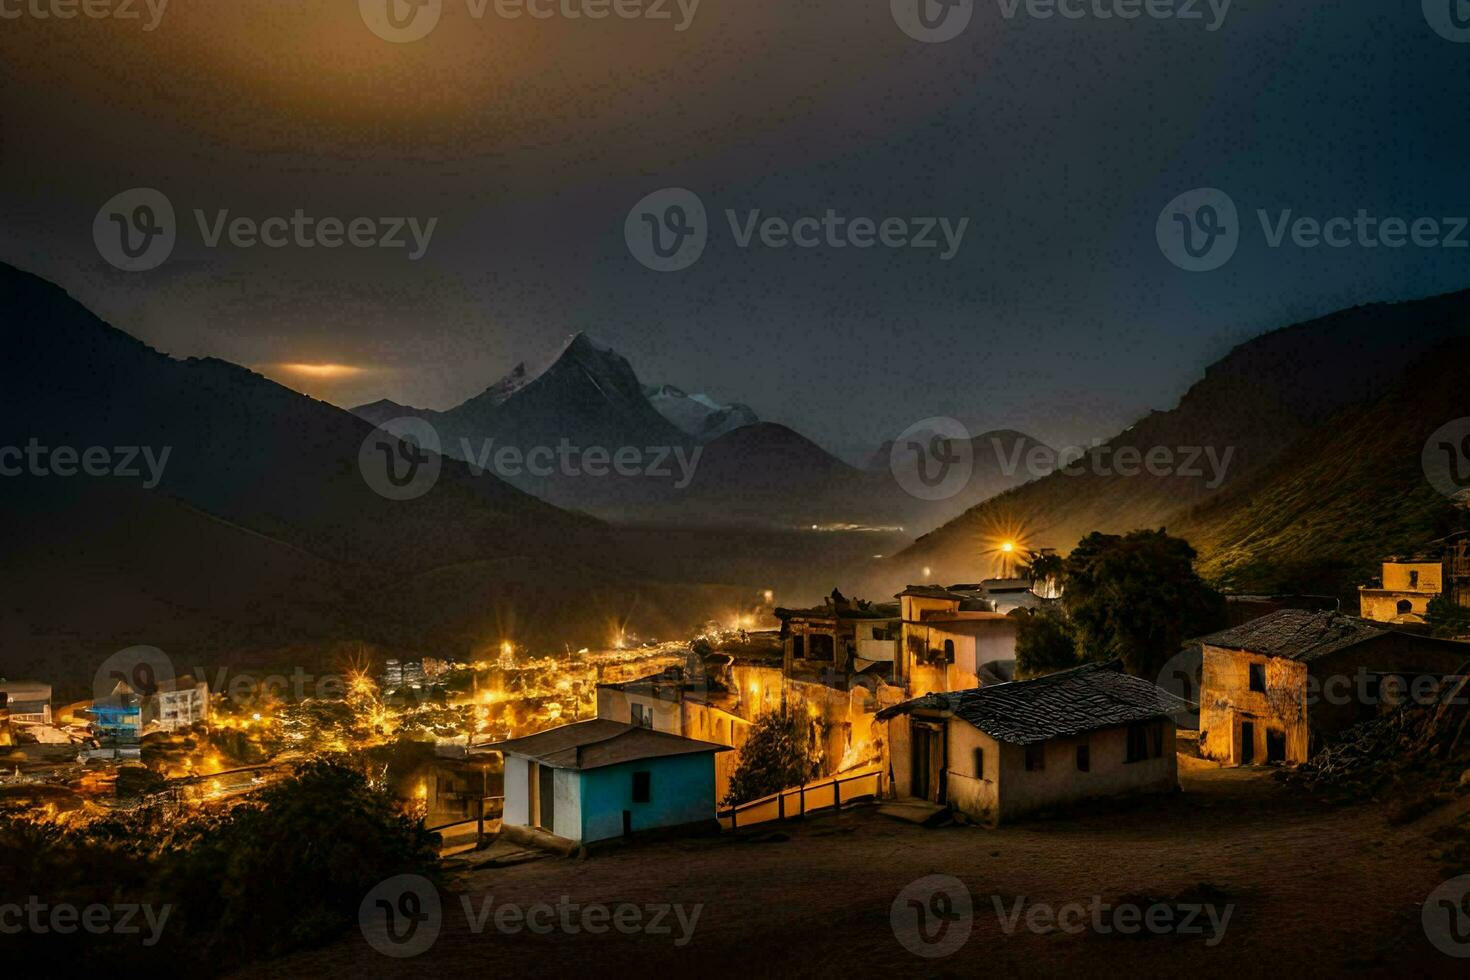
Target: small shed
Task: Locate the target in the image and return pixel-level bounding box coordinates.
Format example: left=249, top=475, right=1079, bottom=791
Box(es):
left=486, top=720, right=730, bottom=847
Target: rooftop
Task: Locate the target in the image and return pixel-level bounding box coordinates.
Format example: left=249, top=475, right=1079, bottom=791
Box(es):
left=1196, top=609, right=1391, bottom=662
left=482, top=719, right=730, bottom=771
left=877, top=661, right=1187, bottom=745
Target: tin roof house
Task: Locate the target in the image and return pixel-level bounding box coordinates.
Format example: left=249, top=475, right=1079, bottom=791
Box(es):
left=486, top=720, right=730, bottom=850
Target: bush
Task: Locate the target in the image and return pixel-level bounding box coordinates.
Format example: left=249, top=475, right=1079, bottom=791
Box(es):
left=722, top=710, right=821, bottom=807
left=0, top=760, right=438, bottom=975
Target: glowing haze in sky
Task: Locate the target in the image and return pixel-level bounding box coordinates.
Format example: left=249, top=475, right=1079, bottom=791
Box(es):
left=2, top=3, right=1468, bottom=459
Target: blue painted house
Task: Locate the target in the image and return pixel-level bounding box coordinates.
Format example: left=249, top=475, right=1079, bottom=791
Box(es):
left=488, top=720, right=730, bottom=845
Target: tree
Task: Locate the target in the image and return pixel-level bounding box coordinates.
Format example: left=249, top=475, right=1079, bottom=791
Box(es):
left=722, top=709, right=821, bottom=807
left=1062, top=529, right=1226, bottom=680
left=1021, top=550, right=1065, bottom=595
left=1010, top=607, right=1080, bottom=678
left=1426, top=596, right=1470, bottom=639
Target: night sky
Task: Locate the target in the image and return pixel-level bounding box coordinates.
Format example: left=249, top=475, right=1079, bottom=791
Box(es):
left=3, top=2, right=1468, bottom=461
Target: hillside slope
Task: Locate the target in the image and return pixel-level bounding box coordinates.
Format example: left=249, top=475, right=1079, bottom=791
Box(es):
left=890, top=289, right=1470, bottom=593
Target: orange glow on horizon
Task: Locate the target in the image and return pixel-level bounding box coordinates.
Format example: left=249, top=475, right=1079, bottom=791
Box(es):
left=272, top=362, right=366, bottom=379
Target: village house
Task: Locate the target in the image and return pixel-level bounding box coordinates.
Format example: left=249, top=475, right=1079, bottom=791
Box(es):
left=878, top=661, right=1184, bottom=825
left=487, top=719, right=729, bottom=849
left=0, top=681, right=52, bottom=726
left=895, top=586, right=1019, bottom=696
left=1196, top=609, right=1470, bottom=766
left=1359, top=532, right=1470, bottom=624
left=776, top=590, right=902, bottom=678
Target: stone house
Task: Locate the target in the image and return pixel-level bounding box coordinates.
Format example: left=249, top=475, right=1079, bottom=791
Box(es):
left=1196, top=609, right=1470, bottom=765
left=878, top=661, right=1184, bottom=825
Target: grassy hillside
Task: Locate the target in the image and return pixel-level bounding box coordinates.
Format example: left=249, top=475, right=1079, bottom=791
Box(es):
left=885, top=291, right=1470, bottom=599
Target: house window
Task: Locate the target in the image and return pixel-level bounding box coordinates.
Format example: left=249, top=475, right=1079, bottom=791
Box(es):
left=1396, top=599, right=1413, bottom=615
left=809, top=633, right=835, bottom=662
left=973, top=747, right=985, bottom=778
left=631, top=704, right=652, bottom=728
left=1249, top=663, right=1266, bottom=693
left=943, top=640, right=955, bottom=664
left=1024, top=743, right=1045, bottom=771
left=791, top=635, right=805, bottom=659
left=1076, top=742, right=1090, bottom=773
left=1409, top=570, right=1419, bottom=589
left=632, top=771, right=651, bottom=804
left=1126, top=721, right=1164, bottom=763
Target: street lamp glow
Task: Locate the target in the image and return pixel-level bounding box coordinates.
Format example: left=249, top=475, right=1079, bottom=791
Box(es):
left=1001, top=541, right=1015, bottom=553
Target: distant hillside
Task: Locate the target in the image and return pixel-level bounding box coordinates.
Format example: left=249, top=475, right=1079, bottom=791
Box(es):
left=0, top=266, right=748, bottom=691
left=891, top=288, right=1470, bottom=596
left=1180, top=338, right=1470, bottom=596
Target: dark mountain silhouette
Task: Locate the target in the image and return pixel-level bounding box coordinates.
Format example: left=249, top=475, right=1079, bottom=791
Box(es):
left=891, top=288, right=1470, bottom=595
left=0, top=265, right=745, bottom=690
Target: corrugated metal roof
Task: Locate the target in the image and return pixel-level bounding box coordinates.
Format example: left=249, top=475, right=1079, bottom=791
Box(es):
left=877, top=661, right=1187, bottom=744
left=482, top=719, right=730, bottom=771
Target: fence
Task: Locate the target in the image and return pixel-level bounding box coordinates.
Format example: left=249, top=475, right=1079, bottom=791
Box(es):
left=427, top=795, right=505, bottom=850
left=718, top=767, right=884, bottom=831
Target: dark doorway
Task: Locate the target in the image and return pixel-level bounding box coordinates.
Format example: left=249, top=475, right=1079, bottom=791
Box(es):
left=537, top=763, right=556, bottom=831
left=911, top=726, right=935, bottom=801
left=1240, top=722, right=1255, bottom=764
left=1266, top=729, right=1286, bottom=763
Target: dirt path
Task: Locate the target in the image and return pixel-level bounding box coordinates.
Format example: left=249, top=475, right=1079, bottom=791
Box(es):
left=248, top=767, right=1467, bottom=978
